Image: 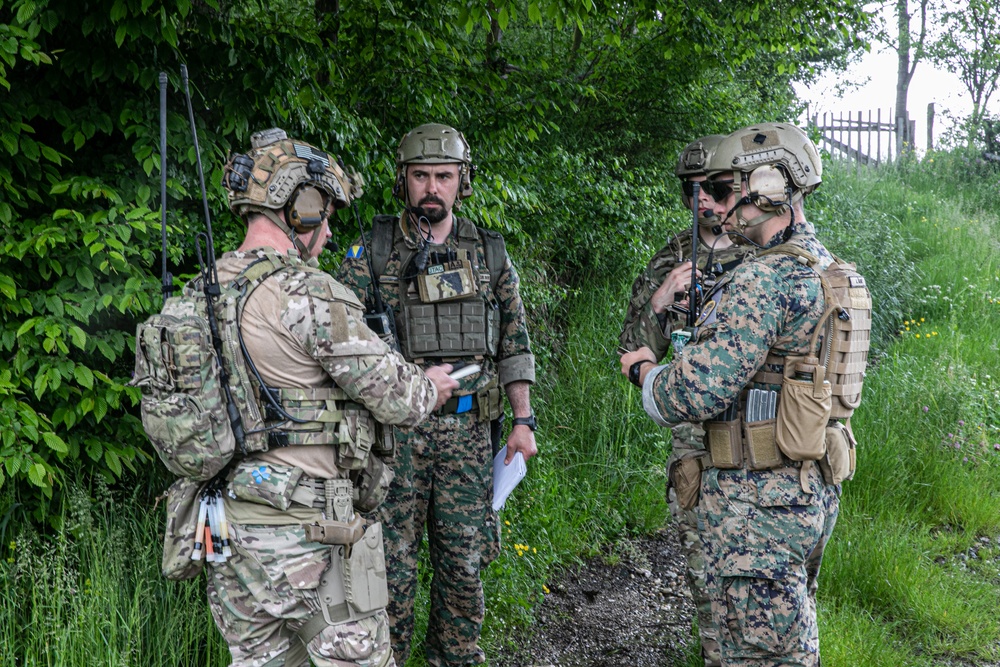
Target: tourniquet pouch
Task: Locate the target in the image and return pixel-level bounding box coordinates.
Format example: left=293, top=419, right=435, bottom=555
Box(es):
left=705, top=419, right=743, bottom=469
left=668, top=452, right=706, bottom=510
left=775, top=358, right=831, bottom=461
left=228, top=460, right=304, bottom=511
left=161, top=477, right=206, bottom=581
left=336, top=407, right=375, bottom=471
left=819, top=421, right=857, bottom=485
left=343, top=522, right=389, bottom=614
left=352, top=455, right=394, bottom=513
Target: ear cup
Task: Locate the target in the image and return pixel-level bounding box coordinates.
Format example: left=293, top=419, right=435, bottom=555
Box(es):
left=747, top=165, right=788, bottom=211
left=287, top=186, right=328, bottom=232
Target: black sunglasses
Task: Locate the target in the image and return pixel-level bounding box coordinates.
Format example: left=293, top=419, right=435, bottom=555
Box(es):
left=682, top=179, right=735, bottom=202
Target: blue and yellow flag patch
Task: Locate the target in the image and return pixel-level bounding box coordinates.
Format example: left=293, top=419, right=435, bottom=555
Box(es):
left=346, top=245, right=364, bottom=259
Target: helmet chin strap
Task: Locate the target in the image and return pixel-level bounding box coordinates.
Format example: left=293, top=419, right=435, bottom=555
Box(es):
left=260, top=208, right=313, bottom=257
left=725, top=189, right=803, bottom=237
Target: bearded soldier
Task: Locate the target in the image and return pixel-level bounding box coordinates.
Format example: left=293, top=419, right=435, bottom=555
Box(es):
left=189, top=129, right=458, bottom=667
left=337, top=123, right=537, bottom=667
left=621, top=123, right=870, bottom=666
left=619, top=134, right=752, bottom=667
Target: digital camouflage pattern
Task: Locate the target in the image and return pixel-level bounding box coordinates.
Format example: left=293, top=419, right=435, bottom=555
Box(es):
left=202, top=246, right=436, bottom=667
left=643, top=219, right=842, bottom=665
left=620, top=227, right=750, bottom=666
left=207, top=521, right=395, bottom=667
left=337, top=216, right=530, bottom=666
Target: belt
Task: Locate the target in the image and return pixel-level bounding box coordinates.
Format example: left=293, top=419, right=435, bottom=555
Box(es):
left=438, top=393, right=479, bottom=415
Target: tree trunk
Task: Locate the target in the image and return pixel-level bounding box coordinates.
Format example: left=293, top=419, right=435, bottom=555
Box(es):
left=895, top=0, right=911, bottom=155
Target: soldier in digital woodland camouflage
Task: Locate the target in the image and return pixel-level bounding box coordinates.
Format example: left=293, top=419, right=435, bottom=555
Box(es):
left=619, top=134, right=752, bottom=667
left=337, top=123, right=537, bottom=667
left=204, top=128, right=458, bottom=667
left=621, top=122, right=871, bottom=666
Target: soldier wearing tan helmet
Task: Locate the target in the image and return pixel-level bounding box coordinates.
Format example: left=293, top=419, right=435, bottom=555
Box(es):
left=338, top=123, right=536, bottom=667
left=202, top=128, right=458, bottom=667
left=619, top=134, right=752, bottom=667
left=622, top=122, right=870, bottom=666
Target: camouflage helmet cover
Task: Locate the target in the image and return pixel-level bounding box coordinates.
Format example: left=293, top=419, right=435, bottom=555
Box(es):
left=709, top=122, right=822, bottom=195
left=223, top=128, right=361, bottom=220
left=394, top=123, right=474, bottom=199
left=674, top=134, right=726, bottom=179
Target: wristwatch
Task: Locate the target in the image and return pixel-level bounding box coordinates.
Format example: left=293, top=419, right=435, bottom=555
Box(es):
left=629, top=360, right=653, bottom=388
left=511, top=413, right=537, bottom=432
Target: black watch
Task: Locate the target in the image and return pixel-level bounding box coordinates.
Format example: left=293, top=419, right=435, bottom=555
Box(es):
left=629, top=360, right=652, bottom=388
left=512, top=413, right=537, bottom=432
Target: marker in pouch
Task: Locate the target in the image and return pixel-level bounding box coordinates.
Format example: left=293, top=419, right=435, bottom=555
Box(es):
left=216, top=492, right=232, bottom=559
left=191, top=495, right=209, bottom=561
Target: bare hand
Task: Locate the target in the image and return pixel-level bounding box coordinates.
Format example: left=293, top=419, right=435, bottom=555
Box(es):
left=649, top=262, right=701, bottom=314
left=620, top=346, right=657, bottom=380
left=425, top=364, right=460, bottom=410
left=506, top=423, right=537, bottom=464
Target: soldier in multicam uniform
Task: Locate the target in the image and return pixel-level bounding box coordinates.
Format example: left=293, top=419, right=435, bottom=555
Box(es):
left=619, top=135, right=752, bottom=667
left=621, top=123, right=850, bottom=666
left=207, top=128, right=458, bottom=667
left=337, top=123, right=537, bottom=667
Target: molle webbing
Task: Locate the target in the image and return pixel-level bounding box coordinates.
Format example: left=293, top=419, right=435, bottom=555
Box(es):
left=265, top=386, right=357, bottom=446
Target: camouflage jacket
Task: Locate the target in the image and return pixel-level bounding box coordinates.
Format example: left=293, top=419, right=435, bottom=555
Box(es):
left=336, top=215, right=534, bottom=395
left=641, top=220, right=835, bottom=426
left=216, top=247, right=437, bottom=479
left=620, top=227, right=751, bottom=360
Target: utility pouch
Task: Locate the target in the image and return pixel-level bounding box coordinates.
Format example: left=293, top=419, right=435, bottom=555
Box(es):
left=304, top=514, right=367, bottom=546
left=668, top=453, right=706, bottom=511
left=776, top=357, right=832, bottom=461
left=744, top=419, right=783, bottom=470
left=343, top=521, right=390, bottom=614
left=485, top=295, right=501, bottom=357
left=162, top=477, right=206, bottom=581
left=819, top=421, right=857, bottom=485
left=705, top=419, right=743, bottom=469
left=228, top=460, right=304, bottom=511
left=336, top=408, right=375, bottom=471
left=477, top=385, right=504, bottom=422
left=417, top=260, right=477, bottom=303
left=352, top=455, right=394, bottom=513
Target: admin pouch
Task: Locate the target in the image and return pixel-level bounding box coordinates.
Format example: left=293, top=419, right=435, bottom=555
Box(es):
left=132, top=259, right=287, bottom=480
left=162, top=477, right=207, bottom=581
left=417, top=259, right=477, bottom=303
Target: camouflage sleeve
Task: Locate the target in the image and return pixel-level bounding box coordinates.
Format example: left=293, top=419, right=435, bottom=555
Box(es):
left=496, top=252, right=535, bottom=386
left=643, top=262, right=791, bottom=424
left=619, top=237, right=686, bottom=359
left=281, top=280, right=435, bottom=428
left=335, top=233, right=375, bottom=305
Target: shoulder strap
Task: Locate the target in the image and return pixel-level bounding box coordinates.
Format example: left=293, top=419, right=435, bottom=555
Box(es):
left=476, top=224, right=507, bottom=293
left=756, top=240, right=819, bottom=267
left=370, top=215, right=397, bottom=281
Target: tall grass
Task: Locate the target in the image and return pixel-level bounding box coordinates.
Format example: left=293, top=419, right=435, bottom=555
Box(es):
left=3, top=155, right=1000, bottom=666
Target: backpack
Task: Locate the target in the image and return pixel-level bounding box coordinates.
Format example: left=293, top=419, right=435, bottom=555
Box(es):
left=132, top=258, right=285, bottom=480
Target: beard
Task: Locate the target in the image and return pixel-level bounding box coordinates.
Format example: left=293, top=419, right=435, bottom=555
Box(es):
left=412, top=195, right=449, bottom=224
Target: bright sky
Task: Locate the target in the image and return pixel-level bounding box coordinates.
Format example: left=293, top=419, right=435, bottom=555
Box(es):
left=794, top=4, right=973, bottom=158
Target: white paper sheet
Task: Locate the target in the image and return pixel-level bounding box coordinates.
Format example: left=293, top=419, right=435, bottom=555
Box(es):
left=492, top=445, right=527, bottom=511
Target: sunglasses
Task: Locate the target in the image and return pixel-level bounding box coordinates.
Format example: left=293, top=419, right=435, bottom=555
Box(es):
left=682, top=179, right=735, bottom=202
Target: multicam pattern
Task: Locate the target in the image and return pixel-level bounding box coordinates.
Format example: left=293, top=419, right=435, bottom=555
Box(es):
left=338, top=216, right=527, bottom=666
left=644, top=220, right=843, bottom=665
left=620, top=229, right=749, bottom=666
left=207, top=522, right=395, bottom=667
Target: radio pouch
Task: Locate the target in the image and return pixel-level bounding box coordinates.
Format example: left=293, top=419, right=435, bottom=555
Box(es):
left=776, top=356, right=831, bottom=461
left=819, top=420, right=857, bottom=485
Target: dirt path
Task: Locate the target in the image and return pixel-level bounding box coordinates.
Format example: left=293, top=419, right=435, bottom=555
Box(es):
left=492, top=528, right=699, bottom=667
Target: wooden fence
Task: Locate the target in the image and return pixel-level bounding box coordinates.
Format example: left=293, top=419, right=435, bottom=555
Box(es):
left=808, top=104, right=935, bottom=169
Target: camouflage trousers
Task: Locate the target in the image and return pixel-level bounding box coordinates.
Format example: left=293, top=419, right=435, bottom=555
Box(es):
left=699, top=462, right=839, bottom=667
left=371, top=412, right=499, bottom=667
left=666, top=422, right=720, bottom=667
left=206, top=520, right=395, bottom=667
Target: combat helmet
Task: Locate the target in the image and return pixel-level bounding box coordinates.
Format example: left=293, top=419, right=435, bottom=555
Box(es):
left=392, top=123, right=474, bottom=202
left=222, top=128, right=361, bottom=256
left=675, top=134, right=725, bottom=222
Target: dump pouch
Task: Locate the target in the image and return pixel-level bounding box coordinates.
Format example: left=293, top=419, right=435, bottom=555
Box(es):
left=668, top=453, right=706, bottom=511
left=705, top=419, right=743, bottom=469
left=352, top=455, right=394, bottom=513
left=161, top=477, right=206, bottom=581
left=819, top=420, right=857, bottom=485
left=343, top=522, right=390, bottom=614
left=775, top=356, right=831, bottom=461
left=228, top=460, right=304, bottom=511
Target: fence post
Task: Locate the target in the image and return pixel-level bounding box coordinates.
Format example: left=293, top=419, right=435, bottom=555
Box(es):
left=877, top=108, right=882, bottom=167
left=927, top=103, right=935, bottom=152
